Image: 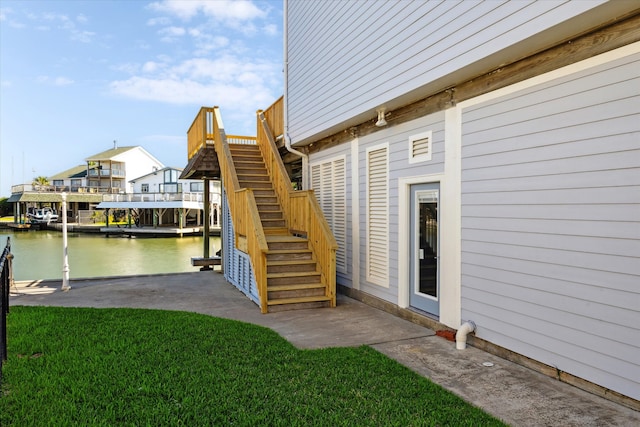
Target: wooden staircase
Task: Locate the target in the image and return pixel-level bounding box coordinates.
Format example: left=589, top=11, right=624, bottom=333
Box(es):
left=229, top=143, right=333, bottom=311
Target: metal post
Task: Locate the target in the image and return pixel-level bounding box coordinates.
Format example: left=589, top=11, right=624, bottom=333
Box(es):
left=61, top=193, right=71, bottom=291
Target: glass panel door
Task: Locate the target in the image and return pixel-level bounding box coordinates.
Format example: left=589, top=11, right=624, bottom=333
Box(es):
left=409, top=183, right=439, bottom=316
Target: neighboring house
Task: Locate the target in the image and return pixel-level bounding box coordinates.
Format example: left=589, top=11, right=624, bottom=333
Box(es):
left=8, top=144, right=165, bottom=223
left=97, top=167, right=221, bottom=229
left=8, top=164, right=103, bottom=223
left=86, top=144, right=164, bottom=194
left=49, top=165, right=91, bottom=192
left=281, top=0, right=639, bottom=407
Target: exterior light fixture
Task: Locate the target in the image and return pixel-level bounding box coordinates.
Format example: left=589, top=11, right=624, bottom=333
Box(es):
left=375, top=108, right=387, bottom=127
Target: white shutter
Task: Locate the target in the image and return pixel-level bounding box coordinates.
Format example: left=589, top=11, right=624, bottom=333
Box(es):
left=367, top=145, right=388, bottom=285
left=310, top=156, right=347, bottom=273
left=333, top=158, right=346, bottom=272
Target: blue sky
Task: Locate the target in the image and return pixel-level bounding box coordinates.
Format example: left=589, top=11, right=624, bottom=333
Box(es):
left=0, top=0, right=283, bottom=197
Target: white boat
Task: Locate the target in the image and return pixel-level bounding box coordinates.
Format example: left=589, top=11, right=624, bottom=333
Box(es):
left=27, top=207, right=59, bottom=224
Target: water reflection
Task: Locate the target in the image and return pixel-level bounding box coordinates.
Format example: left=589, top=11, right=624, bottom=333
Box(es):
left=0, top=230, right=220, bottom=281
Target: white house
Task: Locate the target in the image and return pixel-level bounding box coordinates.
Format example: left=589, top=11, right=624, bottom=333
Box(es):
left=282, top=0, right=640, bottom=408
left=85, top=144, right=164, bottom=194
left=98, top=167, right=221, bottom=229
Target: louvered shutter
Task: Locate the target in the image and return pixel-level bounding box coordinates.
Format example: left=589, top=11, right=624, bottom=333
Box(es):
left=310, top=157, right=347, bottom=272
left=367, top=146, right=388, bottom=284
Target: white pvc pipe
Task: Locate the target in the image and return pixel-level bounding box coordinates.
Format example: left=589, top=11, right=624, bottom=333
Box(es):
left=456, top=320, right=476, bottom=350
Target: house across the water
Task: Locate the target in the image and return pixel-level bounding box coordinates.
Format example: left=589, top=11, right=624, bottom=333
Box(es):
left=8, top=144, right=220, bottom=236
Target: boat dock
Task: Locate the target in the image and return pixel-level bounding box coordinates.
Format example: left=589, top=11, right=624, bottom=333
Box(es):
left=100, top=226, right=221, bottom=238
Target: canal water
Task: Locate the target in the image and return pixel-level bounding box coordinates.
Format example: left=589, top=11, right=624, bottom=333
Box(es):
left=0, top=229, right=221, bottom=281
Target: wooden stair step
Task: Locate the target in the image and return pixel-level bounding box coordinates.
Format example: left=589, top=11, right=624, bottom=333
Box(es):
left=267, top=271, right=320, bottom=281
left=232, top=154, right=262, bottom=159
left=236, top=167, right=266, bottom=174
left=229, top=146, right=259, bottom=152
left=239, top=182, right=274, bottom=189
left=238, top=172, right=268, bottom=178
left=238, top=179, right=273, bottom=185
left=266, top=235, right=307, bottom=242
left=267, top=283, right=324, bottom=292
left=262, top=220, right=286, bottom=228
left=256, top=203, right=281, bottom=211
left=267, top=260, right=317, bottom=273
left=237, top=174, right=270, bottom=181
left=255, top=198, right=278, bottom=205
left=259, top=211, right=284, bottom=220
left=263, top=227, right=290, bottom=235
left=268, top=259, right=315, bottom=267
left=266, top=249, right=313, bottom=258
left=233, top=161, right=265, bottom=168
left=267, top=295, right=332, bottom=306
left=266, top=236, right=308, bottom=249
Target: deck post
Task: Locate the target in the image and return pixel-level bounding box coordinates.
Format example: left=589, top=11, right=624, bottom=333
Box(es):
left=202, top=178, right=211, bottom=270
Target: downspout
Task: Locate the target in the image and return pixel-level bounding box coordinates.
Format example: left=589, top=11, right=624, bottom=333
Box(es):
left=456, top=320, right=476, bottom=350
left=283, top=0, right=309, bottom=189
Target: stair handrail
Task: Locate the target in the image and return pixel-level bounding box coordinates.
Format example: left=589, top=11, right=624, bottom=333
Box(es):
left=257, top=109, right=338, bottom=306
left=211, top=107, right=269, bottom=312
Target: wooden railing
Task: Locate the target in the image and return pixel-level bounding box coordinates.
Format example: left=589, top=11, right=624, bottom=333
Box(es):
left=257, top=106, right=338, bottom=306
left=187, top=107, right=216, bottom=161
left=208, top=108, right=270, bottom=312
left=262, top=96, right=284, bottom=140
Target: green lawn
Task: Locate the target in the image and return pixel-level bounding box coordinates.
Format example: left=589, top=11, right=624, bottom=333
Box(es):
left=1, top=307, right=506, bottom=426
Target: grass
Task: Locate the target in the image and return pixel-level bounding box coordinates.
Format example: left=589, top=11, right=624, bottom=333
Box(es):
left=1, top=306, right=506, bottom=426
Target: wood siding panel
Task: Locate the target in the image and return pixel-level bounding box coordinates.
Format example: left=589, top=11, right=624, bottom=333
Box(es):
left=460, top=52, right=640, bottom=400
left=287, top=0, right=611, bottom=143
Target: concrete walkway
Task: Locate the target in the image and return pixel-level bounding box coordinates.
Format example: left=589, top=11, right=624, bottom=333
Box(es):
left=9, top=272, right=640, bottom=426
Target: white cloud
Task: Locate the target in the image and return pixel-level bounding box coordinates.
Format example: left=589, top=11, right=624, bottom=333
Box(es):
left=70, top=29, right=95, bottom=43
left=142, top=61, right=163, bottom=73
left=112, top=63, right=140, bottom=74
left=0, top=6, right=26, bottom=28
left=36, top=76, right=74, bottom=86
left=54, top=77, right=74, bottom=86
left=27, top=11, right=95, bottom=43
left=147, top=16, right=171, bottom=26
left=148, top=0, right=266, bottom=22
left=162, top=26, right=185, bottom=36
left=263, top=23, right=278, bottom=36
left=109, top=55, right=280, bottom=133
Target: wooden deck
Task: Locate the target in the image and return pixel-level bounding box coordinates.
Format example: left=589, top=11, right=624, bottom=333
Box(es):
left=100, top=226, right=220, bottom=238
left=5, top=222, right=32, bottom=231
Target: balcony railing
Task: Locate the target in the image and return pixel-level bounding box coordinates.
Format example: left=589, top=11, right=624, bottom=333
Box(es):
left=101, top=192, right=206, bottom=203
left=11, top=184, right=123, bottom=194
left=87, top=168, right=125, bottom=177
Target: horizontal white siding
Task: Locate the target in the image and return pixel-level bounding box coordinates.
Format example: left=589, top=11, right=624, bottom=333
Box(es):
left=460, top=51, right=640, bottom=400
left=286, top=0, right=618, bottom=144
